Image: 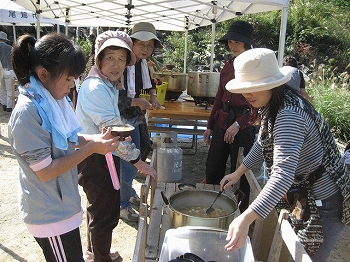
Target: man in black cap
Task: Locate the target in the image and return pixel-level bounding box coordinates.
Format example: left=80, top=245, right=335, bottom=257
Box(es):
left=0, top=31, right=15, bottom=112
left=203, top=20, right=256, bottom=212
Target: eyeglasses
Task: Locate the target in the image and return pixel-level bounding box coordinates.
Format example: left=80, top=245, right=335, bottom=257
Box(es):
left=135, top=42, right=154, bottom=51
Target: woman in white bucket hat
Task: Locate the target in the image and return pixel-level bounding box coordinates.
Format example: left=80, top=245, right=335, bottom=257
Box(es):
left=221, top=48, right=348, bottom=262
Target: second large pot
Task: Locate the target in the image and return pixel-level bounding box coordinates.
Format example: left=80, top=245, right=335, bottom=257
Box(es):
left=162, top=189, right=239, bottom=230
left=153, top=71, right=187, bottom=92
left=187, top=72, right=220, bottom=98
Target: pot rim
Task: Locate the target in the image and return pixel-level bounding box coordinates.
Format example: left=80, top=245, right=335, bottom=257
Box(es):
left=153, top=72, right=188, bottom=76
left=188, top=71, right=221, bottom=75
left=167, top=189, right=238, bottom=218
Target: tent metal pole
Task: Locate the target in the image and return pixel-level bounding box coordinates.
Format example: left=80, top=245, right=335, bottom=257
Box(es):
left=183, top=29, right=188, bottom=73
left=12, top=24, right=16, bottom=43
left=209, top=22, right=215, bottom=72
left=36, top=13, right=40, bottom=39
left=183, top=15, right=190, bottom=74
left=277, top=6, right=289, bottom=67
left=65, top=8, right=70, bottom=37
left=35, top=0, right=40, bottom=39
left=210, top=1, right=217, bottom=72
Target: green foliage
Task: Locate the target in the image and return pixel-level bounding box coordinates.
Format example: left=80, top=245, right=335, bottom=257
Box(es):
left=326, top=0, right=350, bottom=8
left=161, top=32, right=193, bottom=72
left=285, top=0, right=350, bottom=70
left=307, top=78, right=350, bottom=143
left=77, top=38, right=93, bottom=61
left=163, top=28, right=216, bottom=71
left=245, top=13, right=282, bottom=49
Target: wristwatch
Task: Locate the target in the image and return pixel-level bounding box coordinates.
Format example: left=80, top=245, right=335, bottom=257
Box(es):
left=234, top=121, right=240, bottom=129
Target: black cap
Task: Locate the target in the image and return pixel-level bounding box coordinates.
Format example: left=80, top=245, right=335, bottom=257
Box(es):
left=218, top=20, right=253, bottom=45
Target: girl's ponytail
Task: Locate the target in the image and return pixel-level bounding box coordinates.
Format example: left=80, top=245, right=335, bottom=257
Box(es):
left=12, top=35, right=36, bottom=85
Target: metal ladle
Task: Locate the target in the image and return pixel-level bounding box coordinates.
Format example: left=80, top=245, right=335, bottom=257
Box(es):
left=205, top=180, right=229, bottom=214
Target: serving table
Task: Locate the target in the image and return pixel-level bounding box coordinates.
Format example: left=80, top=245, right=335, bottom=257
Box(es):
left=148, top=100, right=211, bottom=120
left=147, top=101, right=212, bottom=153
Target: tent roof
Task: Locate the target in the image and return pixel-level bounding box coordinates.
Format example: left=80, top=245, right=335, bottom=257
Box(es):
left=1, top=0, right=59, bottom=26
left=12, top=0, right=290, bottom=31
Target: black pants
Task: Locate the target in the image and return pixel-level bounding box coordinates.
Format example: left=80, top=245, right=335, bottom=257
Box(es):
left=78, top=153, right=121, bottom=262
left=35, top=227, right=84, bottom=262
left=205, top=124, right=255, bottom=212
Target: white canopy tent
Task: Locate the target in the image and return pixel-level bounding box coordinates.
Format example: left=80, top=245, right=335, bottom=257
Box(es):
left=1, top=0, right=60, bottom=42
left=13, top=0, right=290, bottom=65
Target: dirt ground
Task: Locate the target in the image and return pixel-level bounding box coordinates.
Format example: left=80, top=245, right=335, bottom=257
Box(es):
left=0, top=108, right=349, bottom=261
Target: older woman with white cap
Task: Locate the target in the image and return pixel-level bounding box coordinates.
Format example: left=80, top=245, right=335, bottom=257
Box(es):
left=75, top=30, right=157, bottom=262
left=220, top=48, right=348, bottom=262
left=118, top=22, right=162, bottom=221
left=204, top=20, right=256, bottom=213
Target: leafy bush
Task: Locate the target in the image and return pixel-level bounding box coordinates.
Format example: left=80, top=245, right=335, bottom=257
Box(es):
left=77, top=38, right=93, bottom=61
left=289, top=0, right=350, bottom=72
left=308, top=76, right=350, bottom=143
left=162, top=32, right=197, bottom=72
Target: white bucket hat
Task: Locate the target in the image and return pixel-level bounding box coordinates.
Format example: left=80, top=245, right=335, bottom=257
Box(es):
left=226, top=48, right=291, bottom=93
left=0, top=31, right=9, bottom=41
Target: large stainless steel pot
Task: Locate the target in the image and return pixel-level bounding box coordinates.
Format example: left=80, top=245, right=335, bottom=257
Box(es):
left=161, top=189, right=239, bottom=230
left=153, top=71, right=187, bottom=92
left=187, top=72, right=220, bottom=98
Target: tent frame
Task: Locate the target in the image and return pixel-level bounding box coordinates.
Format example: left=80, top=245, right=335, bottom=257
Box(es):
left=13, top=0, right=290, bottom=66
